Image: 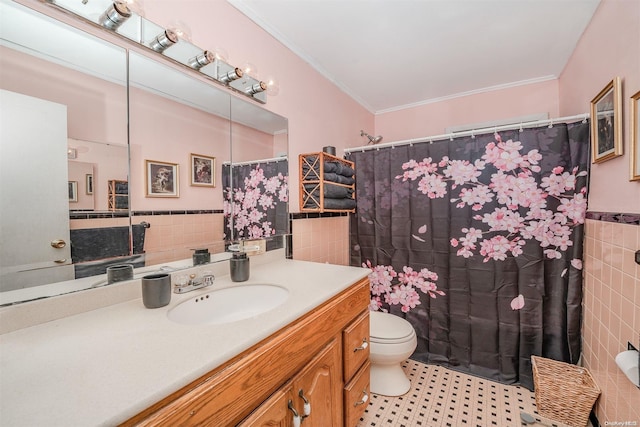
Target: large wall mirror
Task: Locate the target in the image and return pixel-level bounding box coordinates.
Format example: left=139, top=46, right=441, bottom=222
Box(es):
left=0, top=0, right=288, bottom=305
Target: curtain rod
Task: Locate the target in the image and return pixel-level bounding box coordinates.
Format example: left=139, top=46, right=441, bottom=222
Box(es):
left=222, top=156, right=288, bottom=166
left=344, top=113, right=589, bottom=154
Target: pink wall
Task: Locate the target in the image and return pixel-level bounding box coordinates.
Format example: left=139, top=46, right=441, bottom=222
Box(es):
left=2, top=44, right=279, bottom=213
left=141, top=1, right=374, bottom=213
left=75, top=141, right=128, bottom=211
left=68, top=160, right=94, bottom=210
left=583, top=219, right=640, bottom=424
left=559, top=0, right=640, bottom=214
left=292, top=216, right=350, bottom=265
left=560, top=1, right=640, bottom=425
left=0, top=46, right=127, bottom=146
left=232, top=123, right=278, bottom=163
left=1, top=46, right=129, bottom=212
left=128, top=87, right=231, bottom=211
left=375, top=79, right=560, bottom=142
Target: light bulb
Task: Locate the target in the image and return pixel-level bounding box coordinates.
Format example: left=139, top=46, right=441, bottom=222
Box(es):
left=117, top=0, right=144, bottom=16
left=167, top=20, right=192, bottom=42
left=241, top=62, right=258, bottom=79
left=265, top=76, right=279, bottom=96
left=212, top=47, right=229, bottom=63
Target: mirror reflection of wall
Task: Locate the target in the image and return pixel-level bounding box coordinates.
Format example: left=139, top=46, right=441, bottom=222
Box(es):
left=68, top=160, right=95, bottom=210
left=0, top=0, right=128, bottom=292
left=226, top=97, right=289, bottom=242
left=67, top=139, right=128, bottom=212
left=0, top=0, right=289, bottom=304
left=128, top=51, right=232, bottom=266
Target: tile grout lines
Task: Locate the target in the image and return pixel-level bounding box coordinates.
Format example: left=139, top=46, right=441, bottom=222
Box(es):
left=357, top=359, right=574, bottom=427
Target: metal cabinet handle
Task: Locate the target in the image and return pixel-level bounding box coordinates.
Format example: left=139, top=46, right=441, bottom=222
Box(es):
left=354, top=338, right=368, bottom=352
left=288, top=400, right=301, bottom=427
left=51, top=239, right=66, bottom=249
left=354, top=389, right=369, bottom=406
left=299, top=389, right=311, bottom=417
left=54, top=259, right=67, bottom=264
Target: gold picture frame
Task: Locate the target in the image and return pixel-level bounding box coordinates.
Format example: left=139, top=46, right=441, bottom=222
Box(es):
left=190, top=153, right=215, bottom=187
left=630, top=90, right=640, bottom=181
left=145, top=160, right=179, bottom=197
left=590, top=76, right=623, bottom=163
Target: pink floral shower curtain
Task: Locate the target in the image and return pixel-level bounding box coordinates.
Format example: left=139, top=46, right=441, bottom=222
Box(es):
left=348, top=121, right=590, bottom=388
left=222, top=160, right=289, bottom=241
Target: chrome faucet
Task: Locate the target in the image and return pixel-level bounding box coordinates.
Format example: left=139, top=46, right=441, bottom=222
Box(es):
left=173, top=272, right=215, bottom=294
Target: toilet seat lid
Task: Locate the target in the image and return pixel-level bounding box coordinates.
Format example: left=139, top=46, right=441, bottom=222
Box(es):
left=370, top=311, right=415, bottom=342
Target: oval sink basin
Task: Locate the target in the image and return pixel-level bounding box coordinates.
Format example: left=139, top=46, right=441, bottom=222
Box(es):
left=167, top=284, right=289, bottom=325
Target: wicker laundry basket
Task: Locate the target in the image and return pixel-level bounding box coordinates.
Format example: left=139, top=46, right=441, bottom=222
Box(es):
left=531, top=356, right=601, bottom=427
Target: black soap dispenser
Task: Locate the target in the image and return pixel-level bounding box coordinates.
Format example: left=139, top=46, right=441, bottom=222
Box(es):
left=230, top=252, right=250, bottom=282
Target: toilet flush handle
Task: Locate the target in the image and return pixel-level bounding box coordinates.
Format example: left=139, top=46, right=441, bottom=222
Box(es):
left=354, top=338, right=368, bottom=352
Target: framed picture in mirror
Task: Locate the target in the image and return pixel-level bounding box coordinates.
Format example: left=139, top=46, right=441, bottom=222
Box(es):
left=590, top=76, right=622, bottom=163
left=145, top=160, right=179, bottom=197
left=68, top=181, right=78, bottom=202
left=85, top=174, right=93, bottom=195
left=190, top=153, right=215, bottom=187
left=630, top=90, right=640, bottom=181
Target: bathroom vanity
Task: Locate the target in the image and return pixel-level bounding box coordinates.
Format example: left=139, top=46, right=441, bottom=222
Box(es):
left=0, top=254, right=371, bottom=426
left=127, top=274, right=370, bottom=426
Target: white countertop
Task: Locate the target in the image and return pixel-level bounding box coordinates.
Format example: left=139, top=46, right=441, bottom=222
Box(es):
left=0, top=257, right=370, bottom=426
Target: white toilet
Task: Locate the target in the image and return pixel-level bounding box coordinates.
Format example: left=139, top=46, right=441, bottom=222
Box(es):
left=369, top=310, right=418, bottom=396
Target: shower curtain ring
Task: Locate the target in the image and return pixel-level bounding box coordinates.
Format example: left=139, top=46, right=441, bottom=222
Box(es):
left=519, top=123, right=523, bottom=133
left=549, top=119, right=554, bottom=128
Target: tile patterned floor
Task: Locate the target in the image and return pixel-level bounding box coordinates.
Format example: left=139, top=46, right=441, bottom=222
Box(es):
left=357, top=359, right=579, bottom=427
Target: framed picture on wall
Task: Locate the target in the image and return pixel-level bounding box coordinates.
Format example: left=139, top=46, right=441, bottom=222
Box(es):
left=68, top=181, right=78, bottom=202
left=190, top=153, right=215, bottom=187
left=145, top=160, right=179, bottom=197
left=85, top=174, right=93, bottom=195
left=590, top=76, right=623, bottom=163
left=630, top=90, right=640, bottom=181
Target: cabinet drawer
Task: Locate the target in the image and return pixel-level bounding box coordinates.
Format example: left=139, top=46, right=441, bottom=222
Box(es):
left=343, top=361, right=370, bottom=427
left=343, top=310, right=369, bottom=381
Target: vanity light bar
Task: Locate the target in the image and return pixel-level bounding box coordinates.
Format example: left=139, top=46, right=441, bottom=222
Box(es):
left=149, top=29, right=178, bottom=53
left=45, top=0, right=274, bottom=104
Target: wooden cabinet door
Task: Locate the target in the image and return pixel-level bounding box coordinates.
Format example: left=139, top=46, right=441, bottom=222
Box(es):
left=343, top=361, right=370, bottom=427
left=238, top=385, right=294, bottom=427
left=291, top=339, right=342, bottom=427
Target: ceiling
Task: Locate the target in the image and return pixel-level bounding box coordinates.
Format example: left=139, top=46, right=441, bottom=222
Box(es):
left=228, top=0, right=601, bottom=114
